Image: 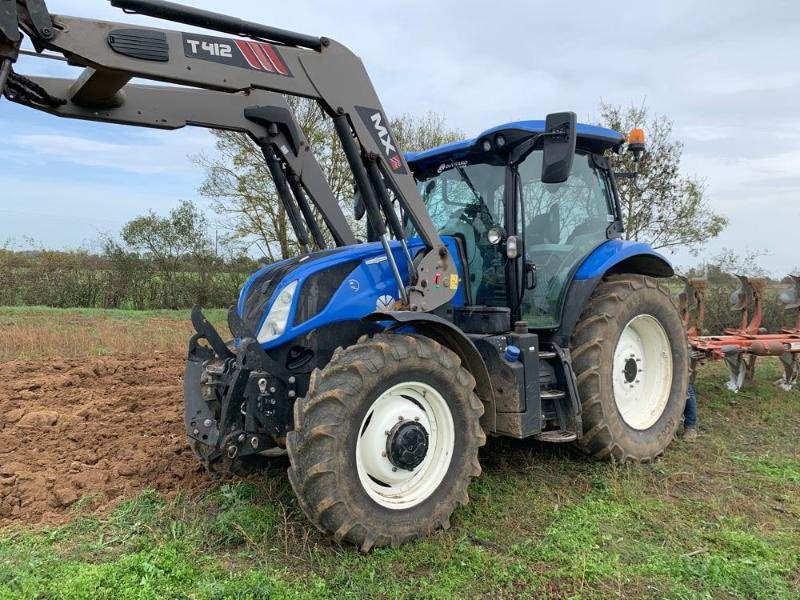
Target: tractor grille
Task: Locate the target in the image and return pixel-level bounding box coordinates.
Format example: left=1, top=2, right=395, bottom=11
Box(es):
left=241, top=259, right=301, bottom=333
left=240, top=247, right=352, bottom=335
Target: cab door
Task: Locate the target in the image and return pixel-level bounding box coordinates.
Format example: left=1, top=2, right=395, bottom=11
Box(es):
left=517, top=151, right=617, bottom=329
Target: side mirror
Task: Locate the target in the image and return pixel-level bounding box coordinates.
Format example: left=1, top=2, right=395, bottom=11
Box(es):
left=541, top=112, right=577, bottom=184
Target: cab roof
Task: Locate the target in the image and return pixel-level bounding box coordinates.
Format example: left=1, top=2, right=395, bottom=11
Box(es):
left=405, top=120, right=624, bottom=172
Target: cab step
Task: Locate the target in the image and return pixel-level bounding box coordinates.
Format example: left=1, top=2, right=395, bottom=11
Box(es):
left=540, top=388, right=566, bottom=400
left=534, top=430, right=577, bottom=443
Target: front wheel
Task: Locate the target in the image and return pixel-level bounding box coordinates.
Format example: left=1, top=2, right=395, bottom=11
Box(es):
left=287, top=333, right=485, bottom=551
left=571, top=274, right=688, bottom=462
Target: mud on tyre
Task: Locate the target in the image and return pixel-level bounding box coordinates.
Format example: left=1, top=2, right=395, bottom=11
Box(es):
left=287, top=333, right=485, bottom=551
left=571, top=274, right=688, bottom=462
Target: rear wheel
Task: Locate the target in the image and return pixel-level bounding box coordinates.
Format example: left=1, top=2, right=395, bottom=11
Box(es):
left=287, top=333, right=485, bottom=551
left=571, top=274, right=688, bottom=462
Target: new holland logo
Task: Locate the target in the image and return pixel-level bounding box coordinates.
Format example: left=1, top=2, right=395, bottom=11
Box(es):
left=355, top=106, right=407, bottom=175
left=375, top=295, right=395, bottom=312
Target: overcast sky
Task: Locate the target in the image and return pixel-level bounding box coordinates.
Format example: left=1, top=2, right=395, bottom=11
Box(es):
left=1, top=0, right=798, bottom=274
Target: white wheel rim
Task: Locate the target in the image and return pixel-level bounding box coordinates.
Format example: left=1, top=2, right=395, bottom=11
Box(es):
left=612, top=314, right=673, bottom=430
left=355, top=381, right=455, bottom=510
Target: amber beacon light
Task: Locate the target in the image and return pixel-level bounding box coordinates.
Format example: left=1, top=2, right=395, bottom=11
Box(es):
left=627, top=128, right=646, bottom=161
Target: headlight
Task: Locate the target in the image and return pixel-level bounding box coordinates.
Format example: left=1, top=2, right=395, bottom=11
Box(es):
left=257, top=280, right=298, bottom=343
left=487, top=226, right=505, bottom=245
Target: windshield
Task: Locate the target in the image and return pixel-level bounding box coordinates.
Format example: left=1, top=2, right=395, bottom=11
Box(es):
left=408, top=161, right=507, bottom=305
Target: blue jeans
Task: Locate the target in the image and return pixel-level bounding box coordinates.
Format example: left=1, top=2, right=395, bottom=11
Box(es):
left=684, top=384, right=697, bottom=429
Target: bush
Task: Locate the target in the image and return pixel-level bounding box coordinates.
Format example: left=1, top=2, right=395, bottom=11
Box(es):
left=0, top=248, right=258, bottom=310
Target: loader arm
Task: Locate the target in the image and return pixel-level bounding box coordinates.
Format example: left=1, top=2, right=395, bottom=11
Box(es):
left=0, top=0, right=457, bottom=310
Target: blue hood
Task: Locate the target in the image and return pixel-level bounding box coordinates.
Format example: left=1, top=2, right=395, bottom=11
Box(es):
left=237, top=238, right=467, bottom=349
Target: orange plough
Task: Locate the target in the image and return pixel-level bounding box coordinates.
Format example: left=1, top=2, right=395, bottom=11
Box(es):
left=679, top=275, right=800, bottom=392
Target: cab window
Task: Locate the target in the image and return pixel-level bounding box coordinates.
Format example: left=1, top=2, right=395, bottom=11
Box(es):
left=518, top=151, right=615, bottom=328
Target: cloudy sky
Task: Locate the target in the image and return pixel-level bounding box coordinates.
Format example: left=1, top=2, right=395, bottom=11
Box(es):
left=1, top=0, right=798, bottom=274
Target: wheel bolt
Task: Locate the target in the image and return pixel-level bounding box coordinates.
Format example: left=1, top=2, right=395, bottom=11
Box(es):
left=398, top=415, right=404, bottom=421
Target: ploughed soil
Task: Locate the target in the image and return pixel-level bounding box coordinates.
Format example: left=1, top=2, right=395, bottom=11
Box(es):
left=0, top=355, right=214, bottom=528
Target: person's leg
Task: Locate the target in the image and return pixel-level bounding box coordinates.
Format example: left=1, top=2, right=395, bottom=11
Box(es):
left=682, top=383, right=698, bottom=440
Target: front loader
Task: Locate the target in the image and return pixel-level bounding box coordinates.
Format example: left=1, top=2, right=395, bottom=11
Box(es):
left=1, top=0, right=688, bottom=550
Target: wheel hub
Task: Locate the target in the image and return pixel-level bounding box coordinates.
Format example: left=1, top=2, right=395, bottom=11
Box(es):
left=623, top=357, right=639, bottom=383
left=386, top=420, right=429, bottom=470
left=355, top=381, right=455, bottom=509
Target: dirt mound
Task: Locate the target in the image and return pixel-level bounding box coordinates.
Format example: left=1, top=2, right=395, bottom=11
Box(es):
left=0, top=354, right=214, bottom=528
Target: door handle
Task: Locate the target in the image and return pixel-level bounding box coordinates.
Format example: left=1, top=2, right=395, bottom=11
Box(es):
left=525, top=262, right=537, bottom=290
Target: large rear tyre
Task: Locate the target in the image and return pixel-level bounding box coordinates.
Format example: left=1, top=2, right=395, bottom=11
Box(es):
left=287, top=333, right=485, bottom=551
left=571, top=274, right=688, bottom=462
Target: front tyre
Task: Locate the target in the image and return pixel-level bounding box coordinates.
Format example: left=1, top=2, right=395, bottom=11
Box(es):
left=287, top=334, right=485, bottom=551
left=571, top=274, right=688, bottom=462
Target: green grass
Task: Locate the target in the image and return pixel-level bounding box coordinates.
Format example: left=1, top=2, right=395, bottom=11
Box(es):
left=0, top=305, right=228, bottom=323
left=1, top=339, right=798, bottom=597
left=0, top=306, right=229, bottom=360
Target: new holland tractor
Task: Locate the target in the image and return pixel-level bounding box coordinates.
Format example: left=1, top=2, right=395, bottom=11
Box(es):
left=1, top=0, right=688, bottom=550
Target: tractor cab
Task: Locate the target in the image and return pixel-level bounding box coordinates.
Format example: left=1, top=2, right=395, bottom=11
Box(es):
left=406, top=121, right=626, bottom=329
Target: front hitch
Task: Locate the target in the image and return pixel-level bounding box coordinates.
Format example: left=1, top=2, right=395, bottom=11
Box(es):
left=184, top=306, right=295, bottom=465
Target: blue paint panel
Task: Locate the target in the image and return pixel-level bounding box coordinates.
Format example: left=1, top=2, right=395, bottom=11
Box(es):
left=238, top=237, right=466, bottom=350
left=573, top=239, right=672, bottom=280
left=406, top=120, right=625, bottom=165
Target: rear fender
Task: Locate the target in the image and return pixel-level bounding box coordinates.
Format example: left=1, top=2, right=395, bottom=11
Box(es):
left=364, top=311, right=496, bottom=432
left=553, top=241, right=674, bottom=347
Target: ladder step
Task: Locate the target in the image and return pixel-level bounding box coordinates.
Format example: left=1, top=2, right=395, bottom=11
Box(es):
left=538, top=351, right=557, bottom=359
left=534, top=430, right=577, bottom=443
left=540, top=388, right=566, bottom=400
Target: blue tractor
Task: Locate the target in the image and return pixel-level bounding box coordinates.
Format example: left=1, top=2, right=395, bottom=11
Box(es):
left=2, top=0, right=688, bottom=551
left=185, top=118, right=688, bottom=549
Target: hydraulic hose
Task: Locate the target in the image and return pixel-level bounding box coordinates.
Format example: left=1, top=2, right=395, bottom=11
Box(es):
left=0, top=59, right=11, bottom=98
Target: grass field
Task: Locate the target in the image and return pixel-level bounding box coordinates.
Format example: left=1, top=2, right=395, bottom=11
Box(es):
left=0, top=306, right=228, bottom=362
left=1, top=307, right=799, bottom=598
